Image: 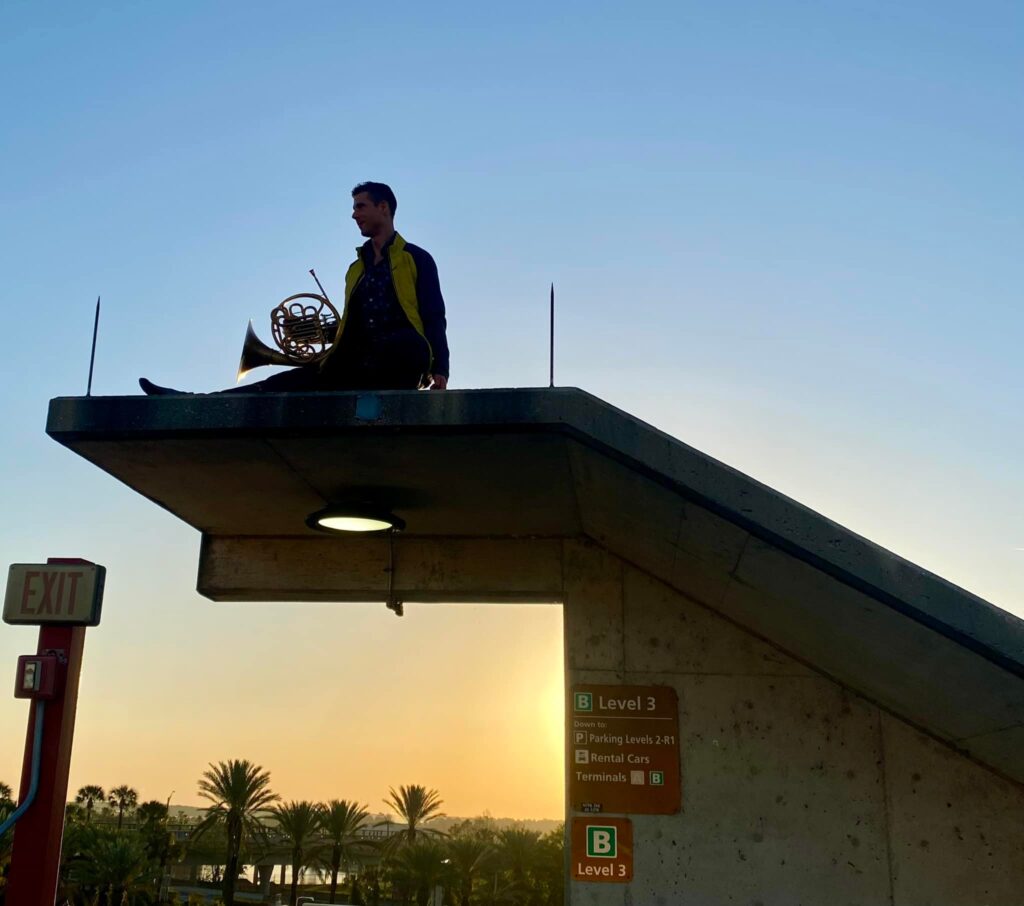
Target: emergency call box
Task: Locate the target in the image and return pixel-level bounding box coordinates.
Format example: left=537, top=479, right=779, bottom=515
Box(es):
left=14, top=655, right=59, bottom=700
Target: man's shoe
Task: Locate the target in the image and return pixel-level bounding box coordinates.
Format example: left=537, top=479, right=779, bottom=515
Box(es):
left=139, top=378, right=193, bottom=396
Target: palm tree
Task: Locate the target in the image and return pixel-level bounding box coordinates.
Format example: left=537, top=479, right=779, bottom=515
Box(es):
left=532, top=826, right=565, bottom=906
left=194, top=759, right=278, bottom=906
left=270, top=800, right=323, bottom=905
left=494, top=827, right=541, bottom=897
left=1, top=781, right=15, bottom=866
left=135, top=799, right=180, bottom=892
left=107, top=785, right=138, bottom=830
left=383, top=785, right=446, bottom=846
left=445, top=834, right=495, bottom=906
left=135, top=799, right=168, bottom=826
left=319, top=799, right=371, bottom=903
left=389, top=838, right=448, bottom=906
left=75, top=784, right=106, bottom=823
left=61, top=824, right=153, bottom=904
left=361, top=864, right=384, bottom=906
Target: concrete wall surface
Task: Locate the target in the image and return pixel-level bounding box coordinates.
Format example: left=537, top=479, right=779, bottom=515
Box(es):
left=882, top=716, right=1024, bottom=906
left=563, top=540, right=1024, bottom=906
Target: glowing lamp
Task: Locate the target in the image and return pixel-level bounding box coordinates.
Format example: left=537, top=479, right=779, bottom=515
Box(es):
left=306, top=505, right=405, bottom=534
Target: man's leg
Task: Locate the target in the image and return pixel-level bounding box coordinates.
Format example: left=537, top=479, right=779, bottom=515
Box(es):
left=346, top=335, right=430, bottom=390
left=221, top=366, right=324, bottom=393
left=140, top=335, right=429, bottom=395
left=357, top=361, right=428, bottom=390
left=140, top=366, right=329, bottom=395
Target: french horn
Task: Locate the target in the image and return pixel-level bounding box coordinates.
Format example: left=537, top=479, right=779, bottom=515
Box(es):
left=237, top=280, right=341, bottom=380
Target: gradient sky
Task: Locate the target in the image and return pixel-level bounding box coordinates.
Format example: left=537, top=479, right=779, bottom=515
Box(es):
left=2, top=0, right=1022, bottom=817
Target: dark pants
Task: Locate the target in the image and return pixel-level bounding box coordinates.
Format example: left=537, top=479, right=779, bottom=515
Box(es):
left=230, top=334, right=429, bottom=393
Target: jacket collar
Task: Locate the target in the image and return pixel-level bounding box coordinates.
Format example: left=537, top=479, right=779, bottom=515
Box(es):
left=357, top=231, right=405, bottom=260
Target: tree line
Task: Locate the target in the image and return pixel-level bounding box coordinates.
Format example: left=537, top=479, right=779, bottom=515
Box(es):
left=0, top=761, right=563, bottom=906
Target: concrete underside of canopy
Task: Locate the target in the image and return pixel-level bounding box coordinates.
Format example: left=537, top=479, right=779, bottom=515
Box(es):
left=47, top=388, right=1024, bottom=792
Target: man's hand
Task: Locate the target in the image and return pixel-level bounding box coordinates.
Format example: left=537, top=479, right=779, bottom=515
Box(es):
left=429, top=374, right=448, bottom=391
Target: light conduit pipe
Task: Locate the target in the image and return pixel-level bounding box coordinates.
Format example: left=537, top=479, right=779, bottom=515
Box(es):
left=0, top=700, right=46, bottom=837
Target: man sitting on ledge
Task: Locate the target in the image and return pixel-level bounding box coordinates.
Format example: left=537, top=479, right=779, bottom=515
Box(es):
left=140, top=181, right=449, bottom=394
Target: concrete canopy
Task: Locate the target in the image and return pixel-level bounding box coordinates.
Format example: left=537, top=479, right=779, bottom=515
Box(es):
left=46, top=388, right=1024, bottom=783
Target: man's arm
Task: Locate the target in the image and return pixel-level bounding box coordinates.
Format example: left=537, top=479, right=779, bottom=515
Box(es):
left=409, top=244, right=450, bottom=385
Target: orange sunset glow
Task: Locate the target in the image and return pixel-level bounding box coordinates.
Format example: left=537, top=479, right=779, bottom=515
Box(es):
left=1, top=599, right=565, bottom=820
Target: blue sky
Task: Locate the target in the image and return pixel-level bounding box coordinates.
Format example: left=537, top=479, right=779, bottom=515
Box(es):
left=1, top=0, right=1022, bottom=810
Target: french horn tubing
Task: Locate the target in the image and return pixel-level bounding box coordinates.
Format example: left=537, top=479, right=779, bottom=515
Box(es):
left=237, top=292, right=341, bottom=380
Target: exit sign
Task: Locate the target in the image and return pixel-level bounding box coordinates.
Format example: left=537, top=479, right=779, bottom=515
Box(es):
left=4, top=562, right=105, bottom=626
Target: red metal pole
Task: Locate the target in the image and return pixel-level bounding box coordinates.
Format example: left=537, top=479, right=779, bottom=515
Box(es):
left=6, top=623, right=86, bottom=904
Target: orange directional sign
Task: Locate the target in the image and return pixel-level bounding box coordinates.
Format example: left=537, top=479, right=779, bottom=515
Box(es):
left=569, top=684, right=681, bottom=814
left=4, top=563, right=105, bottom=626
left=571, top=816, right=633, bottom=883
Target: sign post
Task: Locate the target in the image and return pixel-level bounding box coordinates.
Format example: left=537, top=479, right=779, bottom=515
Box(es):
left=3, top=558, right=104, bottom=906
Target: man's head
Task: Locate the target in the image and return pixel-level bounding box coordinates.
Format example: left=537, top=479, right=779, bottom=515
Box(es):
left=351, top=181, right=397, bottom=238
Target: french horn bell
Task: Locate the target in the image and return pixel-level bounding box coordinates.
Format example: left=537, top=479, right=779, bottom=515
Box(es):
left=237, top=292, right=341, bottom=380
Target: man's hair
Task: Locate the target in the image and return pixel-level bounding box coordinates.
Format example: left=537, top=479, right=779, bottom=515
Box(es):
left=352, top=181, right=397, bottom=216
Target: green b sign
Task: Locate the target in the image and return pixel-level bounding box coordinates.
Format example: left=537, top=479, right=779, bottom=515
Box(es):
left=586, top=825, right=617, bottom=858
left=571, top=817, right=632, bottom=883
left=574, top=692, right=593, bottom=712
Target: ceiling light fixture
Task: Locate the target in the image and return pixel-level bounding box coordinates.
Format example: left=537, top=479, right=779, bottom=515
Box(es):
left=306, top=505, right=405, bottom=534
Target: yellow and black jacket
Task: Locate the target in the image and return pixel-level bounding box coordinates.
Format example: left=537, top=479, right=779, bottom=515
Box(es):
left=326, top=232, right=449, bottom=377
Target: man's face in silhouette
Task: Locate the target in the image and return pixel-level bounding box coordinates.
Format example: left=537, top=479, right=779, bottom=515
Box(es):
left=351, top=192, right=391, bottom=238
